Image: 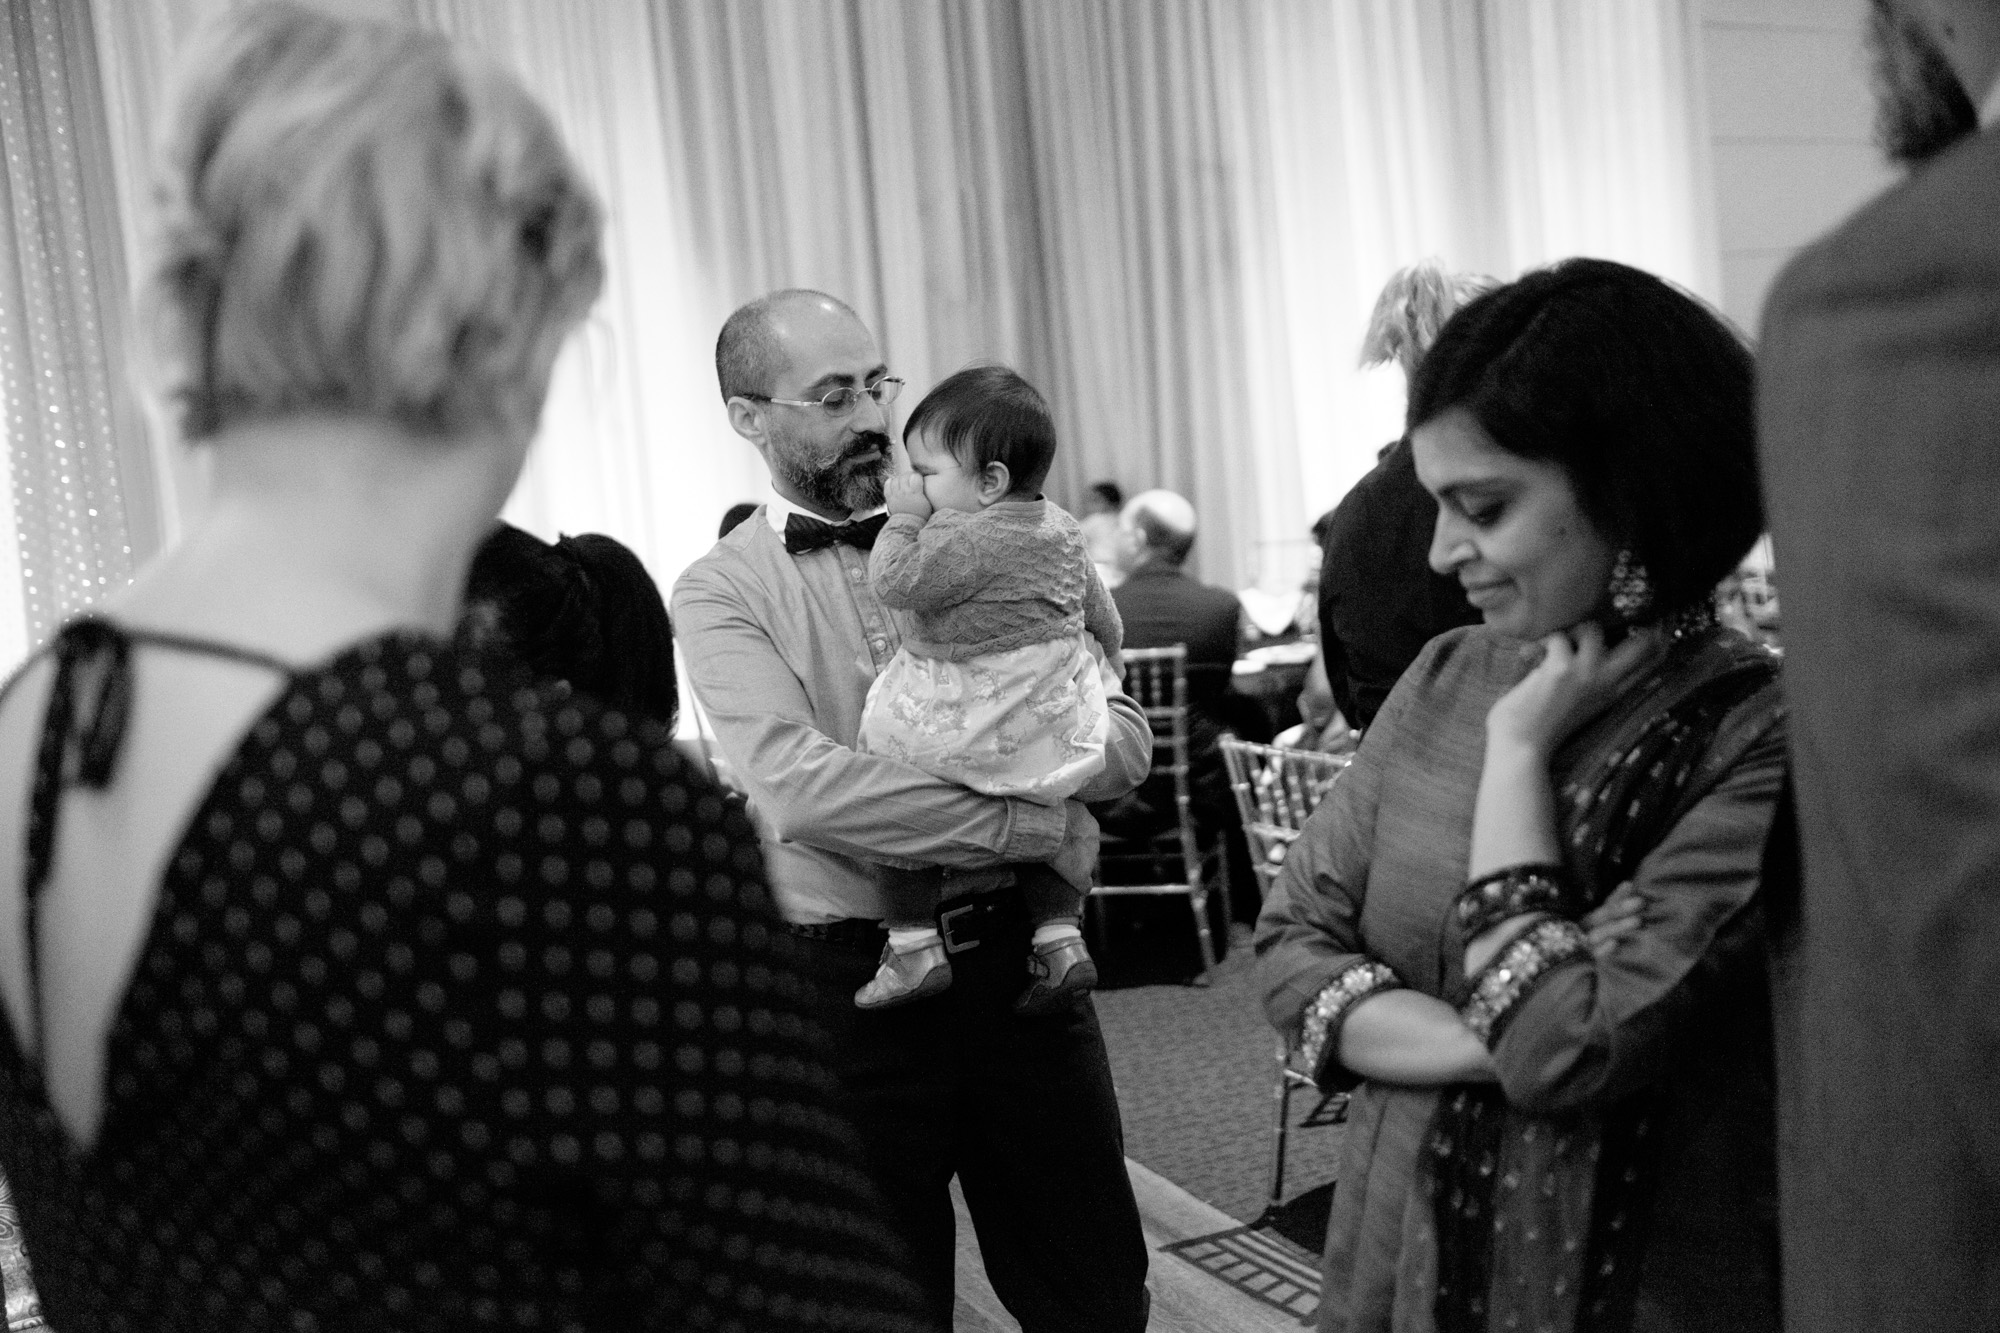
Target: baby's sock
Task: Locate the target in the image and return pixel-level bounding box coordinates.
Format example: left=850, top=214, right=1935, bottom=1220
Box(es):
left=888, top=926, right=942, bottom=953
left=1031, top=923, right=1083, bottom=948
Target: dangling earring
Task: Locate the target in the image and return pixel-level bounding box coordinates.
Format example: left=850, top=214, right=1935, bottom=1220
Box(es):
left=1609, top=547, right=1654, bottom=623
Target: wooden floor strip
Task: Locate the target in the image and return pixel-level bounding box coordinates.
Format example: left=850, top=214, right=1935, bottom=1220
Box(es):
left=951, top=1158, right=1313, bottom=1331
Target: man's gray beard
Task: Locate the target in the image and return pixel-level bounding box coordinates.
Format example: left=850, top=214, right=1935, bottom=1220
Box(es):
left=772, top=438, right=887, bottom=515
left=1868, top=0, right=1977, bottom=165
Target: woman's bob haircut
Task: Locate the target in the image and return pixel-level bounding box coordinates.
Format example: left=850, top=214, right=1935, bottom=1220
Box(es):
left=143, top=2, right=604, bottom=444
left=1407, top=258, right=1762, bottom=616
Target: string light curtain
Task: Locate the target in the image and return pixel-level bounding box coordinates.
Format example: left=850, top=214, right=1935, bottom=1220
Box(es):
left=0, top=0, right=155, bottom=660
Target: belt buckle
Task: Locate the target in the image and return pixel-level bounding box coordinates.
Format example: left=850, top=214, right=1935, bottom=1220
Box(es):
left=938, top=901, right=982, bottom=955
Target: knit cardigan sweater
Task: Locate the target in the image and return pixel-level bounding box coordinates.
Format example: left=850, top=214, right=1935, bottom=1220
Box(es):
left=871, top=500, right=1124, bottom=667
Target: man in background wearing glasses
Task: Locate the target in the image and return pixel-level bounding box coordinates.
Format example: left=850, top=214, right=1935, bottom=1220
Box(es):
left=672, top=289, right=1152, bottom=1332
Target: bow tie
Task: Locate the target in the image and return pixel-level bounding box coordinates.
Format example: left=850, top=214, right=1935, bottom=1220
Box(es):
left=783, top=511, right=888, bottom=556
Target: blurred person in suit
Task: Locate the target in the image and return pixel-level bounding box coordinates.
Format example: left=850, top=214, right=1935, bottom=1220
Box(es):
left=1758, top=1, right=2000, bottom=1327
left=1108, top=490, right=1242, bottom=716
left=1096, top=489, right=1263, bottom=918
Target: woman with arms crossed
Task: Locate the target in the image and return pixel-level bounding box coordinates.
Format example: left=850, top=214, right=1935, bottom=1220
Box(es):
left=1258, top=259, right=1784, bottom=1333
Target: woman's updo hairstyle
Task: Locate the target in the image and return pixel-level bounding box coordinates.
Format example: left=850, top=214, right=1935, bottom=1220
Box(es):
left=145, top=2, right=604, bottom=443
left=1406, top=258, right=1761, bottom=616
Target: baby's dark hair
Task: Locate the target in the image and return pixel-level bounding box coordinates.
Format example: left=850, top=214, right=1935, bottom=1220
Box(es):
left=902, top=364, right=1056, bottom=496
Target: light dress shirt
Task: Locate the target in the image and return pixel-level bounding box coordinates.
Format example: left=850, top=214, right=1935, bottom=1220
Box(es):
left=674, top=496, right=1153, bottom=925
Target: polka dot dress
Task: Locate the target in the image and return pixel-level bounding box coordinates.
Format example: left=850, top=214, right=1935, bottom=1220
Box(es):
left=0, top=625, right=934, bottom=1332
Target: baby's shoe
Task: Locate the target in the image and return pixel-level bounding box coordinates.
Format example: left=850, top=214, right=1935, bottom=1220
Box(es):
left=1015, top=933, right=1098, bottom=1016
left=856, top=937, right=953, bottom=1010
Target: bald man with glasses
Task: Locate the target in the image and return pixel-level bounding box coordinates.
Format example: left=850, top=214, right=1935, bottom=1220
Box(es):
left=672, top=290, right=1152, bottom=1332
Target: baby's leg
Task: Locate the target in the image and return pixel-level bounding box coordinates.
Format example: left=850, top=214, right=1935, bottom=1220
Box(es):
left=1019, top=864, right=1083, bottom=930
left=1015, top=863, right=1096, bottom=1016
left=880, top=865, right=945, bottom=933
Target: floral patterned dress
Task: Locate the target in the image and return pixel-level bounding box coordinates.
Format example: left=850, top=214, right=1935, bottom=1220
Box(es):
left=858, top=500, right=1122, bottom=805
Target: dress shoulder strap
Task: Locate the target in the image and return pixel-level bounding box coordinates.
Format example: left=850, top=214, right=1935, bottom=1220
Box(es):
left=14, top=616, right=294, bottom=1071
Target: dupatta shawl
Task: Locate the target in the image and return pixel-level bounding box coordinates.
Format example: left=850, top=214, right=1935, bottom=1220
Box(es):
left=1422, top=628, right=1780, bottom=1333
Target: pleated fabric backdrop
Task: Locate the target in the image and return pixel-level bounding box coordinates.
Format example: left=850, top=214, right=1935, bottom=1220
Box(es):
left=0, top=0, right=1716, bottom=659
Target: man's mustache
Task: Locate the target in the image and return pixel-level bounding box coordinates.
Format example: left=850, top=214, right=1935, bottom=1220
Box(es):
left=843, top=434, right=891, bottom=464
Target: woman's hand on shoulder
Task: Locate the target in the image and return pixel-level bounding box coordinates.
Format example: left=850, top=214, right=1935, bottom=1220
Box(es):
left=1486, top=622, right=1664, bottom=759
left=884, top=472, right=932, bottom=520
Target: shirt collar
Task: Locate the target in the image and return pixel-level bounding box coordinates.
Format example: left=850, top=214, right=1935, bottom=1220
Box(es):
left=763, top=489, right=885, bottom=536
left=1982, top=70, right=2000, bottom=129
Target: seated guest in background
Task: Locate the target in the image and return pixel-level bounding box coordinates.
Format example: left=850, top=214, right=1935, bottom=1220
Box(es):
left=673, top=289, right=1152, bottom=1332
left=1259, top=259, right=1784, bottom=1333
left=1081, top=479, right=1126, bottom=588
left=0, top=8, right=932, bottom=1329
left=718, top=499, right=760, bottom=538
left=1109, top=489, right=1242, bottom=720
left=1318, top=261, right=1491, bottom=731
left=1097, top=489, right=1257, bottom=907
left=463, top=522, right=678, bottom=726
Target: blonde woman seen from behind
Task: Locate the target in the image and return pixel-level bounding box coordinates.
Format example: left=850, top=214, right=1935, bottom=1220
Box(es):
left=0, top=7, right=932, bottom=1329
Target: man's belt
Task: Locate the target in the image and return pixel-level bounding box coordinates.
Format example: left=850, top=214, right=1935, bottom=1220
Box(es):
left=781, top=885, right=1022, bottom=954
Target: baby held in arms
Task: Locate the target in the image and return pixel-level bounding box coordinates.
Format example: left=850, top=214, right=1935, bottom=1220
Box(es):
left=856, top=365, right=1123, bottom=1014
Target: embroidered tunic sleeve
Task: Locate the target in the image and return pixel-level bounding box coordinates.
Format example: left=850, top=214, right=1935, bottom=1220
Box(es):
left=1254, top=654, right=1430, bottom=1086
left=1298, top=961, right=1404, bottom=1087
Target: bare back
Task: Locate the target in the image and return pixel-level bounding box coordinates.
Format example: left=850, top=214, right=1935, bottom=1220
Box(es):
left=0, top=627, right=292, bottom=1148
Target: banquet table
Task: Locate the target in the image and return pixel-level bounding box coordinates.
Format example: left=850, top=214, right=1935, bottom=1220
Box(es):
left=1229, top=639, right=1317, bottom=739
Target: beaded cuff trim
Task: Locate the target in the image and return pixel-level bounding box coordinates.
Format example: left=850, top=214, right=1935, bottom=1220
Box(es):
left=1453, top=863, right=1571, bottom=940
left=1299, top=961, right=1402, bottom=1085
left=1460, top=916, right=1588, bottom=1046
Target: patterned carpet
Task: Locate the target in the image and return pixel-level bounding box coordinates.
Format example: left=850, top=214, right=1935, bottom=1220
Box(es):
left=1091, top=917, right=1344, bottom=1229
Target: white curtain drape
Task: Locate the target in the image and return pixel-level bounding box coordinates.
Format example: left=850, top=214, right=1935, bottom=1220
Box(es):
left=72, top=0, right=1718, bottom=607
left=1225, top=0, right=1715, bottom=589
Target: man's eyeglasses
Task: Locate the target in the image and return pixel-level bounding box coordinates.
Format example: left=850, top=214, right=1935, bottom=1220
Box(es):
left=745, top=377, right=905, bottom=417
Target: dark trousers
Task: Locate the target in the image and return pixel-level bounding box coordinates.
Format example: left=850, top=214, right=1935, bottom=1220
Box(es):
left=786, top=887, right=1150, bottom=1332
